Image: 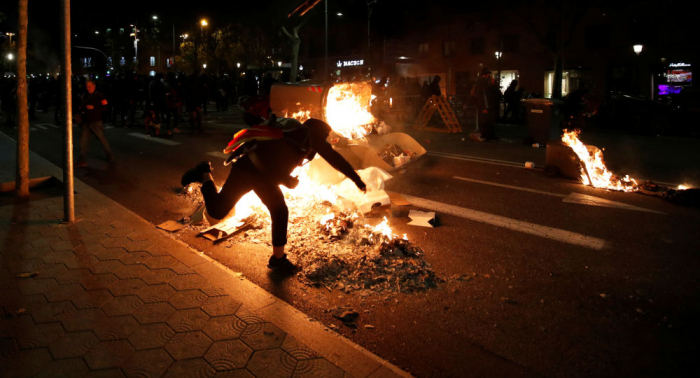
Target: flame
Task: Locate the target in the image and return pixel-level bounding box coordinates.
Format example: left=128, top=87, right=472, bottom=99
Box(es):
left=325, top=83, right=376, bottom=139
left=678, top=183, right=691, bottom=190
left=561, top=130, right=638, bottom=192
left=284, top=108, right=311, bottom=123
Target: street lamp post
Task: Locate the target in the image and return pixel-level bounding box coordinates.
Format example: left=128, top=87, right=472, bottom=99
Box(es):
left=633, top=44, right=643, bottom=94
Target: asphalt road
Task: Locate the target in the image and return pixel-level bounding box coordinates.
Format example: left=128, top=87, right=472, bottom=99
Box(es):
left=5, top=108, right=700, bottom=378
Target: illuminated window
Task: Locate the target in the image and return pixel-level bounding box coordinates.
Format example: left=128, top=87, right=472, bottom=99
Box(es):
left=150, top=56, right=155, bottom=67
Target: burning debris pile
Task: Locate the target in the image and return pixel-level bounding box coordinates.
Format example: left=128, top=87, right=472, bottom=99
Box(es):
left=222, top=201, right=443, bottom=294
left=561, top=129, right=639, bottom=192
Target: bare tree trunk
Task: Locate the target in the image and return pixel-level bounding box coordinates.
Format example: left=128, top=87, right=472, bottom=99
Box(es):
left=553, top=55, right=563, bottom=99
left=282, top=26, right=302, bottom=82
left=15, top=0, right=29, bottom=199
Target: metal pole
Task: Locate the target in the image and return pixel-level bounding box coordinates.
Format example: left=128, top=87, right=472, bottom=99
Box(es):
left=61, top=0, right=74, bottom=223
left=325, top=0, right=328, bottom=80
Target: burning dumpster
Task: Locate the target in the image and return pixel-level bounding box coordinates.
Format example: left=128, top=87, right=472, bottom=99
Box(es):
left=270, top=81, right=426, bottom=172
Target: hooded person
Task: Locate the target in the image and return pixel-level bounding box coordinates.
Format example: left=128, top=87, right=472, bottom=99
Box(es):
left=181, top=118, right=367, bottom=272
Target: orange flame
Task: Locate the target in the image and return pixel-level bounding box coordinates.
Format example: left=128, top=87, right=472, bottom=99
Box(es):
left=325, top=83, right=376, bottom=139
left=561, top=130, right=638, bottom=192
left=284, top=108, right=311, bottom=123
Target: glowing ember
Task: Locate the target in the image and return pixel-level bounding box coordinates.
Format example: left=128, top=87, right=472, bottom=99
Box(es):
left=561, top=129, right=638, bottom=192
left=324, top=83, right=376, bottom=139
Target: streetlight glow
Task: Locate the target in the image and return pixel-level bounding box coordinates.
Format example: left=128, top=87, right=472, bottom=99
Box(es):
left=7, top=53, right=13, bottom=60
left=633, top=44, right=643, bottom=55
left=95, top=31, right=99, bottom=35
left=337, top=12, right=343, bottom=16
left=236, top=62, right=241, bottom=68
left=278, top=61, right=282, bottom=67
left=495, top=51, right=502, bottom=59
left=201, top=19, right=208, bottom=27
left=152, top=15, right=158, bottom=20
left=203, top=63, right=207, bottom=69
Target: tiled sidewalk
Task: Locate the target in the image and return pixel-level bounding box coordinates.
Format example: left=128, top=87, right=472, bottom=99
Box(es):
left=0, top=132, right=410, bottom=378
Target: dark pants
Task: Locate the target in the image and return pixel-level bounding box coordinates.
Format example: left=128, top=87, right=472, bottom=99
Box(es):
left=201, top=157, right=288, bottom=247
left=478, top=109, right=497, bottom=140
left=79, top=120, right=112, bottom=162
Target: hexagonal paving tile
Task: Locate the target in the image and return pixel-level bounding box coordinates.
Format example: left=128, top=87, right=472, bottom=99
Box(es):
left=0, top=348, right=53, bottom=377
left=294, top=358, right=345, bottom=378
left=118, top=251, right=151, bottom=266
left=113, top=264, right=150, bottom=279
left=41, top=250, right=77, bottom=264
left=81, top=273, right=119, bottom=291
left=122, top=349, right=173, bottom=378
left=94, top=247, right=128, bottom=261
left=281, top=336, right=319, bottom=361
left=93, top=315, right=140, bottom=340
left=164, top=331, right=213, bottom=360
left=51, top=239, right=83, bottom=251
left=106, top=227, right=134, bottom=238
left=15, top=321, right=65, bottom=349
left=59, top=308, right=109, bottom=332
left=132, top=302, right=177, bottom=324
left=72, top=242, right=106, bottom=256
left=84, top=339, right=135, bottom=370
left=163, top=359, right=216, bottom=378
left=241, top=323, right=286, bottom=351
left=100, top=237, right=132, bottom=249
left=201, top=296, right=242, bottom=317
left=246, top=349, right=297, bottom=378
left=49, top=331, right=100, bottom=359
left=127, top=323, right=175, bottom=350
left=0, top=337, right=17, bottom=358
left=144, top=256, right=181, bottom=270
left=17, top=278, right=59, bottom=296
left=141, top=269, right=178, bottom=285
left=30, top=300, right=77, bottom=324
left=204, top=339, right=253, bottom=371
left=33, top=358, right=89, bottom=378
left=136, top=283, right=176, bottom=303
left=168, top=290, right=209, bottom=310
left=101, top=295, right=145, bottom=317
left=202, top=315, right=247, bottom=341
left=214, top=369, right=255, bottom=378
left=52, top=268, right=93, bottom=285
left=124, top=240, right=154, bottom=252
left=82, top=258, right=125, bottom=275
left=45, top=283, right=87, bottom=303
left=106, top=278, right=147, bottom=297
left=166, top=309, right=211, bottom=333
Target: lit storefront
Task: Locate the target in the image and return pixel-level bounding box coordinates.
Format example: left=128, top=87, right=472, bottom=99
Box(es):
left=654, top=62, right=692, bottom=99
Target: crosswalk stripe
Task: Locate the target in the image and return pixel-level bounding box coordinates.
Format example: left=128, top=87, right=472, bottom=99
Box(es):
left=128, top=133, right=181, bottom=146
left=398, top=193, right=608, bottom=250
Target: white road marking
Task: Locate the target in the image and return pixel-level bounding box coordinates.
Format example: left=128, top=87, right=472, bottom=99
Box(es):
left=398, top=193, right=608, bottom=250
left=429, top=151, right=541, bottom=169
left=128, top=133, right=181, bottom=146
left=453, top=176, right=666, bottom=214
left=105, top=125, right=114, bottom=129
left=562, top=193, right=666, bottom=214
left=454, top=176, right=566, bottom=198
left=206, top=151, right=229, bottom=159
left=35, top=125, right=48, bottom=130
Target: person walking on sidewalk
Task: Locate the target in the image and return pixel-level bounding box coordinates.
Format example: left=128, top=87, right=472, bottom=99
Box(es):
left=77, top=80, right=113, bottom=167
left=180, top=118, right=367, bottom=272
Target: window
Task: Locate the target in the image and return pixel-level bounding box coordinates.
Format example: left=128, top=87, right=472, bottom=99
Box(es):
left=150, top=56, right=155, bottom=67
left=502, top=35, right=520, bottom=53
left=470, top=37, right=485, bottom=55
left=443, top=40, right=456, bottom=57
left=418, top=43, right=429, bottom=56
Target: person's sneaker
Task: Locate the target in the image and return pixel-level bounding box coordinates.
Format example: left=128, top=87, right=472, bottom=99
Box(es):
left=267, top=254, right=299, bottom=272
left=180, top=161, right=212, bottom=186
